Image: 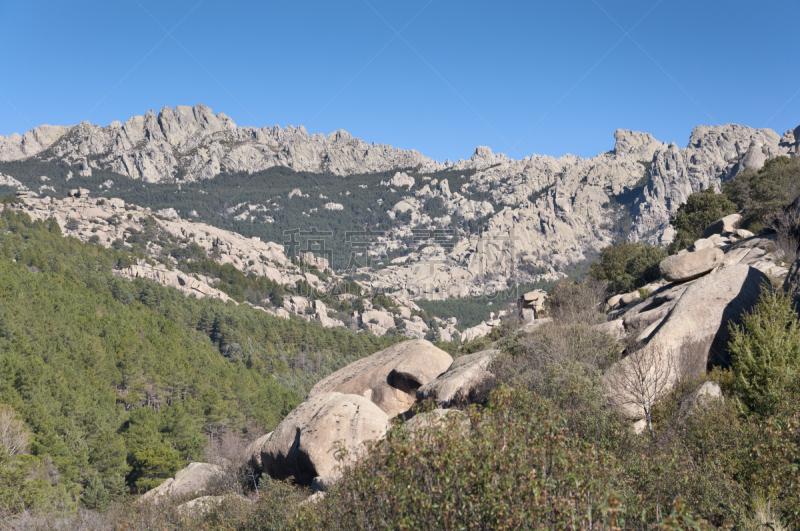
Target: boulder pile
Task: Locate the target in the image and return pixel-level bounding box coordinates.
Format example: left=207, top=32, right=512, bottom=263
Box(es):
left=518, top=289, right=547, bottom=322
left=603, top=213, right=789, bottom=424
left=256, top=339, right=499, bottom=488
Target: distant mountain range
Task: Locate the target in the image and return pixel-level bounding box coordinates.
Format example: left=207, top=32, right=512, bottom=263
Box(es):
left=0, top=105, right=797, bottom=299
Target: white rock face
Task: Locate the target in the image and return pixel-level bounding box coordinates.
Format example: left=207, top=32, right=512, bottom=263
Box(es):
left=0, top=105, right=444, bottom=181
left=606, top=263, right=769, bottom=419
left=1, top=108, right=795, bottom=302
left=381, top=172, right=415, bottom=189
left=632, top=124, right=792, bottom=242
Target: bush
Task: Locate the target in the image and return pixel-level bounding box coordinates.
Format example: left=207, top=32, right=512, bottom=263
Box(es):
left=544, top=277, right=607, bottom=324
left=588, top=241, right=666, bottom=295
left=492, top=322, right=619, bottom=412
left=669, top=187, right=737, bottom=252
left=729, top=287, right=800, bottom=416
left=749, top=396, right=800, bottom=527
left=724, top=156, right=800, bottom=226
left=297, top=387, right=629, bottom=530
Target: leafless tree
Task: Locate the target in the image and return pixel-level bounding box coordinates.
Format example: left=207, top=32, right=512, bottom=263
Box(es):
left=0, top=404, right=29, bottom=456
left=605, top=344, right=677, bottom=439
left=771, top=201, right=800, bottom=263
left=606, top=335, right=709, bottom=439
left=201, top=430, right=260, bottom=496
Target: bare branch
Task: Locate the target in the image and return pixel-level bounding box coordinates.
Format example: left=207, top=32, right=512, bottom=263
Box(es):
left=0, top=405, right=29, bottom=456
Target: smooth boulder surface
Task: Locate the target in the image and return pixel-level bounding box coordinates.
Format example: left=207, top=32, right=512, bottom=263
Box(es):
left=261, top=392, right=390, bottom=485
left=592, top=319, right=626, bottom=340
left=308, top=339, right=453, bottom=418
left=416, top=350, right=499, bottom=407
left=659, top=247, right=724, bottom=282
left=245, top=432, right=272, bottom=470
left=141, top=462, right=222, bottom=501
left=691, top=238, right=714, bottom=251
left=606, top=264, right=767, bottom=419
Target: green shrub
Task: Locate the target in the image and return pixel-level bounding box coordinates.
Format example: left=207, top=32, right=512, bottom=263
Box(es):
left=493, top=322, right=619, bottom=412
left=459, top=334, right=491, bottom=355
left=588, top=241, right=666, bottom=295
left=668, top=187, right=737, bottom=252
left=297, top=387, right=629, bottom=530
left=729, top=287, right=800, bottom=415
left=0, top=451, right=75, bottom=516
left=724, top=156, right=800, bottom=225
left=749, top=397, right=800, bottom=527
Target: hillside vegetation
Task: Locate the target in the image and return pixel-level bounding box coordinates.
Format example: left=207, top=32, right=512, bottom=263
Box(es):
left=0, top=159, right=487, bottom=266
left=0, top=208, right=398, bottom=514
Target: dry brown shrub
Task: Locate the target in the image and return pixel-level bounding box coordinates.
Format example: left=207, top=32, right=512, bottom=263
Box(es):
left=0, top=404, right=30, bottom=456
left=201, top=431, right=259, bottom=496
left=544, top=278, right=608, bottom=325
left=770, top=201, right=800, bottom=263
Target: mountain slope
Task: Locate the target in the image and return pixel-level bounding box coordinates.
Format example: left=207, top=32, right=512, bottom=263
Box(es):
left=0, top=106, right=797, bottom=300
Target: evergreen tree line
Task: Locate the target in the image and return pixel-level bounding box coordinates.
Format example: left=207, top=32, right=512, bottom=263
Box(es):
left=0, top=208, right=398, bottom=514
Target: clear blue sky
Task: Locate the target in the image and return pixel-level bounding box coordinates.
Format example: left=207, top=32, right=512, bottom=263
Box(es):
left=1, top=1, right=798, bottom=162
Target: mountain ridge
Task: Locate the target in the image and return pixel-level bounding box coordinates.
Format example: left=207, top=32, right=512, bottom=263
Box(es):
left=0, top=105, right=797, bottom=302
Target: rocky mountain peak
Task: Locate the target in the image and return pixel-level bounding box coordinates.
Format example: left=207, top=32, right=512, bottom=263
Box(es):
left=612, top=129, right=664, bottom=159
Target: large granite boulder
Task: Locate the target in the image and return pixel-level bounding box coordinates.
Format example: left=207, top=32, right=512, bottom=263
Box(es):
left=659, top=248, right=724, bottom=282
left=307, top=339, right=453, bottom=418
left=703, top=213, right=742, bottom=238
left=416, top=350, right=499, bottom=407
left=140, top=462, right=222, bottom=501
left=605, top=264, right=767, bottom=419
left=245, top=432, right=272, bottom=470
left=261, top=392, right=390, bottom=485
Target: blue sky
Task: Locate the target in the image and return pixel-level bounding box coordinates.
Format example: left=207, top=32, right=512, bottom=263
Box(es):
left=1, top=0, right=798, bottom=162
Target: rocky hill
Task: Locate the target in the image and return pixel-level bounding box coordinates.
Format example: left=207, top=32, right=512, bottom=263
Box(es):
left=4, top=189, right=465, bottom=341
left=0, top=105, right=445, bottom=181
left=0, top=105, right=797, bottom=302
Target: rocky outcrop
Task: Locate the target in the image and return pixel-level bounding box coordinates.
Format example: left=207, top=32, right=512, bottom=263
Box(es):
left=117, top=263, right=234, bottom=302
left=632, top=125, right=790, bottom=242
left=307, top=340, right=453, bottom=418
left=417, top=349, right=499, bottom=407
left=659, top=248, right=724, bottom=282
left=519, top=289, right=547, bottom=321
left=2, top=108, right=795, bottom=301
left=0, top=105, right=444, bottom=181
left=1, top=194, right=452, bottom=336
left=606, top=264, right=767, bottom=419
left=703, top=214, right=742, bottom=238
left=653, top=263, right=767, bottom=365
left=141, top=462, right=222, bottom=501
left=260, top=392, right=390, bottom=485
